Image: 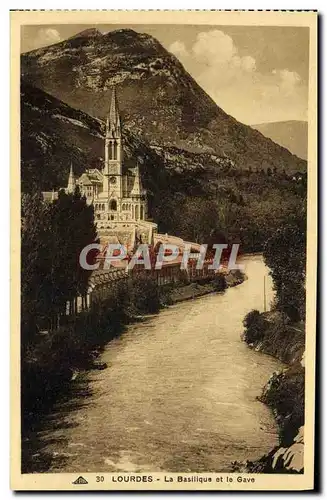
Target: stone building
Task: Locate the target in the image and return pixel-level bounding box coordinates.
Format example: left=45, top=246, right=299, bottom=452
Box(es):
left=45, top=88, right=157, bottom=247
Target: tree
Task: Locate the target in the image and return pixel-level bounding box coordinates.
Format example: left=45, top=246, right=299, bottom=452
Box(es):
left=21, top=189, right=98, bottom=342
left=21, top=193, right=52, bottom=345
left=263, top=215, right=306, bottom=321
left=49, top=188, right=98, bottom=320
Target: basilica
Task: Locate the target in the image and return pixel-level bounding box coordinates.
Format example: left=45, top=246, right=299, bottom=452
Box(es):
left=45, top=88, right=158, bottom=246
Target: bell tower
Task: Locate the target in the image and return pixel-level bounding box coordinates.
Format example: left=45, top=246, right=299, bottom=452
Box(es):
left=103, top=87, right=123, bottom=202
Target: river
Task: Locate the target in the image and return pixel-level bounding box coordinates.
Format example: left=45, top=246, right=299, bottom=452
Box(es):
left=29, top=255, right=283, bottom=473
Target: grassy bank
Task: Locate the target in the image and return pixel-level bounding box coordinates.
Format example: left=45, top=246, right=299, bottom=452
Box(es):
left=235, top=309, right=305, bottom=473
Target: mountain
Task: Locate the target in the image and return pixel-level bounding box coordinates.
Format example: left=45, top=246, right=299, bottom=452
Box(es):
left=21, top=28, right=306, bottom=174
left=21, top=81, right=306, bottom=252
left=21, top=80, right=232, bottom=195
left=251, top=121, right=308, bottom=160
left=21, top=81, right=103, bottom=192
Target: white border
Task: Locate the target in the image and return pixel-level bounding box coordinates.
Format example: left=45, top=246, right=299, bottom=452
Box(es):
left=3, top=2, right=323, bottom=499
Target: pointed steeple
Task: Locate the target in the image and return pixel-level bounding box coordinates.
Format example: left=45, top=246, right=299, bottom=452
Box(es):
left=130, top=163, right=145, bottom=197
left=107, top=86, right=121, bottom=137
left=103, top=87, right=123, bottom=196
left=67, top=162, right=76, bottom=193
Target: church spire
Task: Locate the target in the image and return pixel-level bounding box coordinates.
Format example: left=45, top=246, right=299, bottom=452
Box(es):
left=107, top=86, right=121, bottom=137
left=67, top=162, right=76, bottom=193
left=103, top=87, right=123, bottom=197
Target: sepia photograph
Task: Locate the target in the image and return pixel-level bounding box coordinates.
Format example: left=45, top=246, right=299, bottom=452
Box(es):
left=10, top=10, right=317, bottom=491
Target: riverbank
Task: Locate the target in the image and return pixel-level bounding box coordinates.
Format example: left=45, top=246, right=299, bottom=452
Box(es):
left=22, top=268, right=245, bottom=472
left=169, top=269, right=245, bottom=303
left=21, top=274, right=161, bottom=456
left=235, top=309, right=305, bottom=473
left=22, top=255, right=281, bottom=474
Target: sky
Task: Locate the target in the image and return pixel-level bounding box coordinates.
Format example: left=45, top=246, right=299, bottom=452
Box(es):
left=21, top=24, right=309, bottom=125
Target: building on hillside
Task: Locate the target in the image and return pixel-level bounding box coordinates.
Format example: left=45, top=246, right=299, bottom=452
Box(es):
left=43, top=88, right=157, bottom=247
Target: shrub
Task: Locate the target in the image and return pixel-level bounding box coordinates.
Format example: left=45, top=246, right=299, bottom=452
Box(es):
left=261, top=365, right=305, bottom=445
left=243, top=309, right=267, bottom=344
left=212, top=273, right=227, bottom=292
left=231, top=269, right=244, bottom=281
left=159, top=284, right=174, bottom=306
left=128, top=273, right=161, bottom=314
left=243, top=309, right=261, bottom=329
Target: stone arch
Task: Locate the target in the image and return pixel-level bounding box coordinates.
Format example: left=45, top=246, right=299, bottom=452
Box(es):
left=140, top=205, right=144, bottom=220
left=110, top=199, right=117, bottom=211
left=109, top=141, right=114, bottom=160
left=135, top=205, right=139, bottom=220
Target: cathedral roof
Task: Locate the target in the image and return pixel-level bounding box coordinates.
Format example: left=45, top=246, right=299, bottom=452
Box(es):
left=78, top=169, right=103, bottom=185
left=87, top=168, right=103, bottom=180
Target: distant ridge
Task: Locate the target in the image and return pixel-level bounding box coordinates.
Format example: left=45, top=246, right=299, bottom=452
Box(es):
left=252, top=121, right=308, bottom=160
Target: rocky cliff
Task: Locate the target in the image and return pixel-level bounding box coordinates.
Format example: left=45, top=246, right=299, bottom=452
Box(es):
left=22, top=28, right=306, bottom=174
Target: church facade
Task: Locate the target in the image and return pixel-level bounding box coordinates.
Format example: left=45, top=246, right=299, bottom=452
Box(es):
left=45, top=88, right=158, bottom=245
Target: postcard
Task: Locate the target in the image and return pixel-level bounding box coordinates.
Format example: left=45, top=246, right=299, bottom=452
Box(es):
left=11, top=9, right=317, bottom=491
